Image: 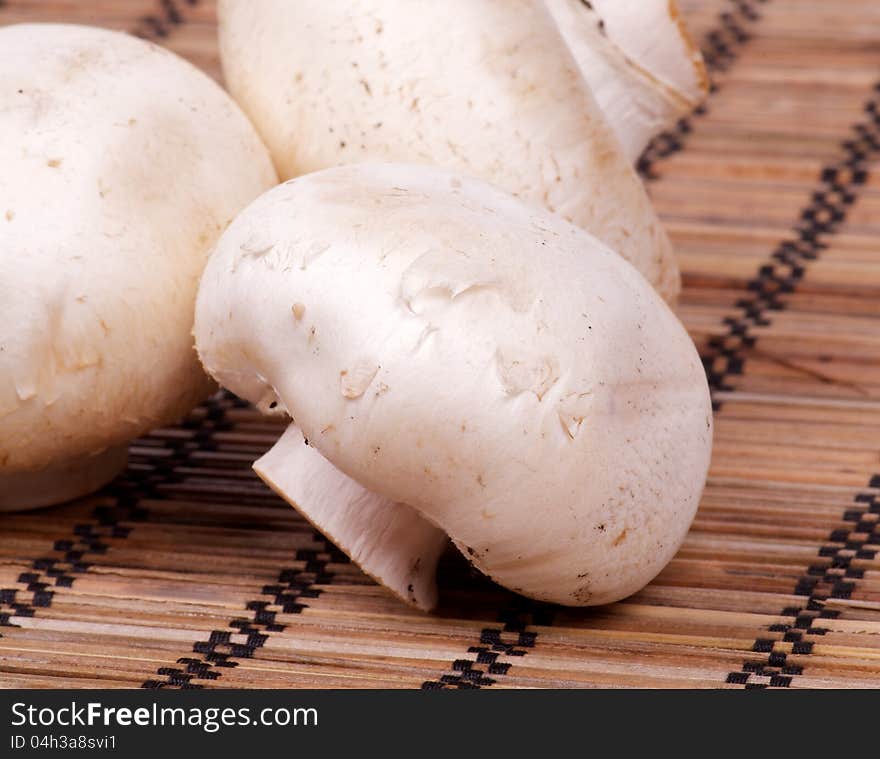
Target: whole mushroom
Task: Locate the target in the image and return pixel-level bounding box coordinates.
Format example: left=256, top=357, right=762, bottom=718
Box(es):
left=194, top=163, right=713, bottom=610
left=0, top=24, right=277, bottom=510
left=217, top=0, right=684, bottom=303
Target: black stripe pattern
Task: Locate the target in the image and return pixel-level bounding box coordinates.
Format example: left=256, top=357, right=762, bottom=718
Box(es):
left=637, top=0, right=767, bottom=179
left=711, top=86, right=880, bottom=688
left=422, top=603, right=555, bottom=690
left=727, top=481, right=880, bottom=688
left=143, top=540, right=346, bottom=689
left=0, top=500, right=148, bottom=628
left=702, top=99, right=880, bottom=406
left=0, top=393, right=232, bottom=628
left=131, top=0, right=197, bottom=40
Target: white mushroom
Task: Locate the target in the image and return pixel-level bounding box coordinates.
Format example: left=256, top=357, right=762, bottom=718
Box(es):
left=217, top=0, right=681, bottom=303
left=194, top=163, right=713, bottom=610
left=545, top=0, right=709, bottom=163
left=0, top=24, right=277, bottom=511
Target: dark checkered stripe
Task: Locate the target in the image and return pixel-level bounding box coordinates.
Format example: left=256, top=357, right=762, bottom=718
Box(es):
left=637, top=0, right=767, bottom=178
left=695, top=89, right=880, bottom=688
left=0, top=498, right=147, bottom=628
left=136, top=400, right=346, bottom=687
left=655, top=0, right=880, bottom=688
left=0, top=0, right=197, bottom=37
left=131, top=0, right=199, bottom=40
left=701, top=93, right=880, bottom=405
left=718, top=111, right=880, bottom=686
left=726, top=481, right=880, bottom=688
left=136, top=422, right=349, bottom=689
left=421, top=0, right=769, bottom=691
left=422, top=601, right=556, bottom=690
left=142, top=538, right=348, bottom=689
left=0, top=393, right=233, bottom=629
left=137, top=406, right=349, bottom=687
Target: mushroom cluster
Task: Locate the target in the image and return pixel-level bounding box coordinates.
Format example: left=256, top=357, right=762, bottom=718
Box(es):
left=2, top=4, right=714, bottom=611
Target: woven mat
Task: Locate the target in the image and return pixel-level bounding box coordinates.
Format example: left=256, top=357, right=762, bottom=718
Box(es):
left=3, top=0, right=880, bottom=689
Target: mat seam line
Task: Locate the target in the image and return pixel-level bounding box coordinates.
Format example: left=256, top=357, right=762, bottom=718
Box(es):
left=141, top=538, right=348, bottom=689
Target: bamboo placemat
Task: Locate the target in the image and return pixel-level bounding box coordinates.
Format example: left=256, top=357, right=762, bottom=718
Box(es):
left=3, top=0, right=880, bottom=689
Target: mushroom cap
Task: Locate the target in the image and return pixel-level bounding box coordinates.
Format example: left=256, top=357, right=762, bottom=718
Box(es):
left=0, top=24, right=277, bottom=509
left=546, top=0, right=709, bottom=163
left=217, top=0, right=680, bottom=303
left=194, top=163, right=713, bottom=608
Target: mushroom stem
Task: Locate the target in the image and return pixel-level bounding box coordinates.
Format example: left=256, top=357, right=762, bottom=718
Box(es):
left=0, top=444, right=127, bottom=512
left=254, top=424, right=449, bottom=611
left=548, top=2, right=683, bottom=162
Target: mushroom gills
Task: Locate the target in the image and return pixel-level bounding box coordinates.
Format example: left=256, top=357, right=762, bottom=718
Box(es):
left=255, top=424, right=449, bottom=611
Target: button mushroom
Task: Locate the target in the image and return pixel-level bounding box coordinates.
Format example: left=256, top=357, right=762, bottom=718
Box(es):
left=546, top=0, right=709, bottom=163
left=194, top=163, right=713, bottom=610
left=217, top=0, right=681, bottom=303
left=0, top=24, right=277, bottom=510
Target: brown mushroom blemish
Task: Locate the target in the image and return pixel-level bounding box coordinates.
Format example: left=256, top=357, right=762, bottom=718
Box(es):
left=573, top=585, right=592, bottom=603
